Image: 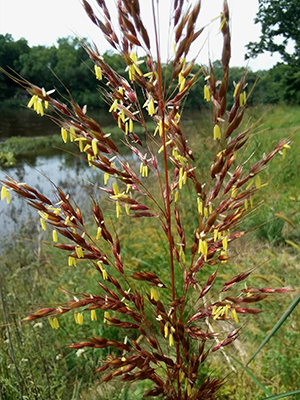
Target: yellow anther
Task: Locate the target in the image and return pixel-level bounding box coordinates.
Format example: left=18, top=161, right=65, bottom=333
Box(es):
left=75, top=247, right=84, bottom=258
left=40, top=218, right=46, bottom=231
left=204, top=85, right=210, bottom=102
left=213, top=125, right=221, bottom=140
left=150, top=288, right=158, bottom=301
left=1, top=186, right=11, bottom=204
left=52, top=230, right=58, bottom=242
left=91, top=310, right=97, bottom=321
left=61, top=127, right=67, bottom=143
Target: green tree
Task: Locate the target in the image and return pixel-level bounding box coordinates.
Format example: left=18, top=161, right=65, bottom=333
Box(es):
left=0, top=34, right=30, bottom=102
left=19, top=45, right=58, bottom=89
left=246, top=0, right=300, bottom=66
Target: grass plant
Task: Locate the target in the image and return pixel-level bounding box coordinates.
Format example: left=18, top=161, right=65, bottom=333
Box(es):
left=0, top=1, right=299, bottom=399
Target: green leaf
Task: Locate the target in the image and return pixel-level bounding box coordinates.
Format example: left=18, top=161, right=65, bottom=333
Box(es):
left=247, top=291, right=300, bottom=365
left=259, top=389, right=300, bottom=400
left=229, top=355, right=272, bottom=396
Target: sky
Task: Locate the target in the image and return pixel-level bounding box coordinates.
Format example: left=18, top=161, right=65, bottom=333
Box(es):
left=0, top=0, right=283, bottom=71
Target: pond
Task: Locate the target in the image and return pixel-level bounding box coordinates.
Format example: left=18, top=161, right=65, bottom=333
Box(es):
left=0, top=106, right=208, bottom=251
left=0, top=108, right=133, bottom=250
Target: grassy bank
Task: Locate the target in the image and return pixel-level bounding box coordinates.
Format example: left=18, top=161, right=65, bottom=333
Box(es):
left=0, top=120, right=156, bottom=166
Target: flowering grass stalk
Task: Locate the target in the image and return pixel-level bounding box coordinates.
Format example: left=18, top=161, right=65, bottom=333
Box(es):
left=0, top=1, right=295, bottom=398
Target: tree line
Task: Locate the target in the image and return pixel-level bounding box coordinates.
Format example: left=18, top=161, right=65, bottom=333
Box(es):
left=0, top=33, right=299, bottom=109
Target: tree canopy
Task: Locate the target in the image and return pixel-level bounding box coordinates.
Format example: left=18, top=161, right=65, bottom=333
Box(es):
left=1, top=32, right=300, bottom=108
left=246, top=0, right=300, bottom=66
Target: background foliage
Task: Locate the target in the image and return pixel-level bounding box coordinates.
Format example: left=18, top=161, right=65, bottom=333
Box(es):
left=1, top=34, right=300, bottom=109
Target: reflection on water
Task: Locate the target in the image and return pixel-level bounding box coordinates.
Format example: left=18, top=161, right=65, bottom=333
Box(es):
left=0, top=150, right=143, bottom=252
left=0, top=107, right=133, bottom=250
left=0, top=106, right=173, bottom=250
left=0, top=153, right=105, bottom=250
left=0, top=108, right=116, bottom=141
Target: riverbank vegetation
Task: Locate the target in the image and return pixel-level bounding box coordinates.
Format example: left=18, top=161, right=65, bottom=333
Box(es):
left=1, top=33, right=299, bottom=109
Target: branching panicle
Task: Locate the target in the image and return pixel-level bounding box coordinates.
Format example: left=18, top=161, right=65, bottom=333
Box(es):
left=0, top=1, right=295, bottom=399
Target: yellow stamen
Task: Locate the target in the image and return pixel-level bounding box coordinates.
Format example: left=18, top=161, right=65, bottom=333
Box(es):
left=68, top=256, right=77, bottom=267
left=250, top=195, right=254, bottom=208
left=231, top=308, right=239, bottom=324
left=95, top=227, right=101, bottom=240
left=48, top=317, right=59, bottom=330
left=27, top=95, right=38, bottom=109
left=75, top=247, right=84, bottom=258
left=187, top=384, right=192, bottom=396
left=61, top=127, right=67, bottom=143
left=225, top=304, right=230, bottom=317
left=92, top=139, right=98, bottom=157
left=246, top=179, right=254, bottom=190
left=175, top=191, right=179, bottom=202
left=232, top=186, right=237, bottom=198
left=94, top=64, right=102, bottom=80
left=104, top=311, right=110, bottom=324
left=213, top=125, right=221, bottom=140
left=113, top=183, right=119, bottom=195
left=69, top=126, right=76, bottom=142
left=179, top=371, right=185, bottom=383
left=91, top=310, right=97, bottom=321
left=164, top=324, right=169, bottom=338
left=1, top=186, right=10, bottom=204
left=197, top=198, right=203, bottom=215
left=204, top=207, right=208, bottom=218
left=109, top=99, right=118, bottom=113
left=52, top=230, right=58, bottom=242
left=239, top=93, right=244, bottom=107
left=179, top=167, right=183, bottom=190
left=150, top=288, right=158, bottom=301
left=233, top=83, right=240, bottom=97
left=40, top=218, right=46, bottom=231
left=219, top=16, right=226, bottom=31
left=77, top=312, right=83, bottom=325
left=214, top=229, right=218, bottom=242
left=104, top=172, right=110, bottom=185
left=179, top=77, right=186, bottom=92
left=116, top=201, right=122, bottom=218
left=148, top=98, right=155, bottom=116
left=255, top=175, right=261, bottom=189
left=204, top=85, right=210, bottom=102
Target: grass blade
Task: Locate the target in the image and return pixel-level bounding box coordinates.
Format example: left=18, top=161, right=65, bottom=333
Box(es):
left=247, top=292, right=300, bottom=365
left=285, top=239, right=300, bottom=253
left=260, top=389, right=300, bottom=400
left=229, top=355, right=272, bottom=396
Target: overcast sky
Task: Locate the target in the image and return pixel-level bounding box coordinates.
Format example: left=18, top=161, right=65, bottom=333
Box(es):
left=0, top=0, right=282, bottom=71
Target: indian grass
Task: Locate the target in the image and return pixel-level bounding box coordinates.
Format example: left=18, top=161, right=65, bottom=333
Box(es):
left=1, top=1, right=299, bottom=399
